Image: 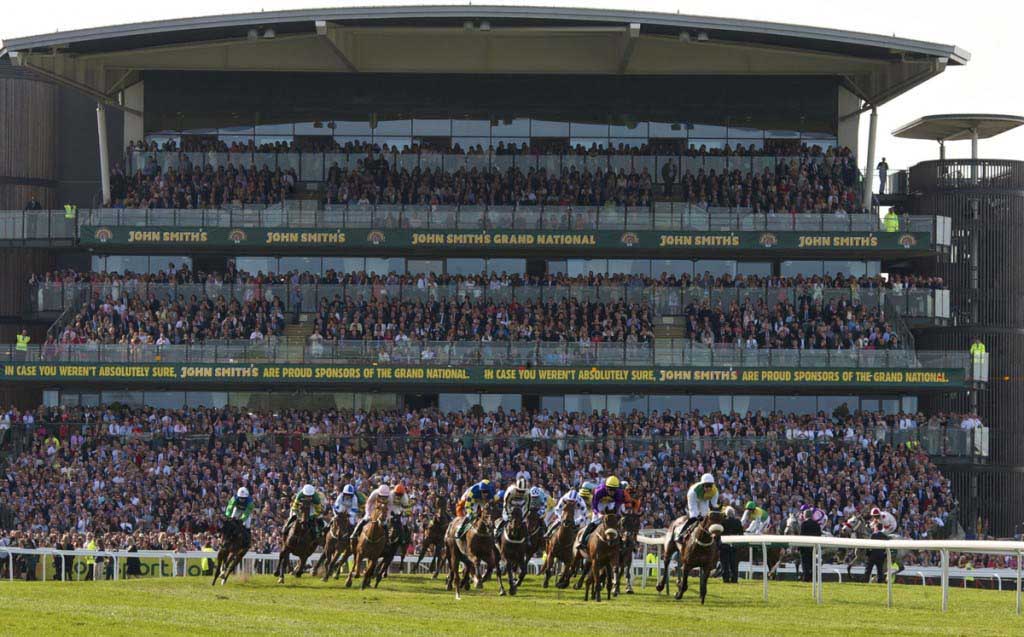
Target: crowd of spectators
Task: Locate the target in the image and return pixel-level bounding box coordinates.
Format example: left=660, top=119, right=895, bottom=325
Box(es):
left=680, top=296, right=900, bottom=350
left=31, top=266, right=947, bottom=295
left=128, top=138, right=854, bottom=160
left=116, top=139, right=858, bottom=213
left=0, top=405, right=966, bottom=561
left=49, top=287, right=286, bottom=346
left=32, top=266, right=940, bottom=350
left=108, top=161, right=297, bottom=209
left=310, top=296, right=652, bottom=344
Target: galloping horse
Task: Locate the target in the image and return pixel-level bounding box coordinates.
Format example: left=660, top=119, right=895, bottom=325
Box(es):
left=444, top=505, right=503, bottom=599
left=376, top=514, right=409, bottom=579
left=838, top=514, right=906, bottom=582
left=345, top=503, right=389, bottom=589
left=313, top=512, right=353, bottom=581
left=581, top=513, right=622, bottom=602
left=496, top=512, right=530, bottom=596
left=275, top=500, right=321, bottom=584
left=766, top=513, right=801, bottom=579
left=541, top=508, right=579, bottom=589
left=415, top=502, right=451, bottom=579
left=657, top=511, right=724, bottom=603
left=212, top=517, right=250, bottom=586
left=614, top=511, right=641, bottom=595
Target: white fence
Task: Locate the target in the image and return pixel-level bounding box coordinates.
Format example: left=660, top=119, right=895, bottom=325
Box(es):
left=4, top=537, right=1024, bottom=615
left=707, top=535, right=1024, bottom=614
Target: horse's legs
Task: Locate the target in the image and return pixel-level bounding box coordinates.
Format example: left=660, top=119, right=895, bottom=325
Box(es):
left=656, top=541, right=676, bottom=593
left=374, top=555, right=386, bottom=588
left=293, top=553, right=307, bottom=578
left=677, top=559, right=690, bottom=600
left=276, top=550, right=290, bottom=584
left=574, top=558, right=590, bottom=590
left=541, top=547, right=555, bottom=588
left=344, top=549, right=358, bottom=588
left=362, top=556, right=375, bottom=589
left=699, top=566, right=709, bottom=605
left=212, top=547, right=229, bottom=586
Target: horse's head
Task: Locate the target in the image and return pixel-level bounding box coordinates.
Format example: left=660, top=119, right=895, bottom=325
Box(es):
left=561, top=507, right=575, bottom=525
left=706, top=510, right=726, bottom=536
left=623, top=512, right=642, bottom=534
left=785, top=514, right=800, bottom=535
left=601, top=514, right=621, bottom=542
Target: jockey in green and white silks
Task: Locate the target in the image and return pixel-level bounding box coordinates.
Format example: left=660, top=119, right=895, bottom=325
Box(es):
left=741, top=500, right=770, bottom=534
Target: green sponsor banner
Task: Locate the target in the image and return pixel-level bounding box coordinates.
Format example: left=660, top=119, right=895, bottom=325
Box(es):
left=81, top=226, right=929, bottom=253
left=0, top=362, right=965, bottom=389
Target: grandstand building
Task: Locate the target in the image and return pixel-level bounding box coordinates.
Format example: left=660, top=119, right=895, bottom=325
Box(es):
left=1, top=7, right=1010, bottom=533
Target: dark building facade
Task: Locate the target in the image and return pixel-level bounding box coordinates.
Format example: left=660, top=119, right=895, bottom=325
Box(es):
left=908, top=159, right=1024, bottom=534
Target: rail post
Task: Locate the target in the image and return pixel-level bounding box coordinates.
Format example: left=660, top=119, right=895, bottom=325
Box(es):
left=1017, top=551, right=1022, bottom=616
left=761, top=542, right=769, bottom=601
left=886, top=549, right=894, bottom=608
left=941, top=549, right=949, bottom=611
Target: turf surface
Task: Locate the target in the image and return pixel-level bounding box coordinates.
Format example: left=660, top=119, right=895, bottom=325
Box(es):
left=1, top=572, right=1020, bottom=636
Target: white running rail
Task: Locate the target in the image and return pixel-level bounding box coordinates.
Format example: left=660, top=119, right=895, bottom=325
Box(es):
left=637, top=532, right=1024, bottom=615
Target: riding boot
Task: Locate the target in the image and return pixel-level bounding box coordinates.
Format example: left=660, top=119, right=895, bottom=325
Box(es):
left=283, top=513, right=296, bottom=536
left=457, top=516, right=472, bottom=539
left=350, top=518, right=366, bottom=542
left=579, top=520, right=597, bottom=548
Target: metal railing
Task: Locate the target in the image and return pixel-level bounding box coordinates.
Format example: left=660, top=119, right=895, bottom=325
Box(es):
left=0, top=341, right=974, bottom=374
left=127, top=150, right=859, bottom=187
left=26, top=280, right=951, bottom=322
left=909, top=159, right=1024, bottom=192
left=0, top=210, right=77, bottom=242
left=78, top=205, right=940, bottom=235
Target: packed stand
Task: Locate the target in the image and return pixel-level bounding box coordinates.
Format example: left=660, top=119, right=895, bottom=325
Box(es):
left=0, top=405, right=962, bottom=560
left=118, top=139, right=858, bottom=212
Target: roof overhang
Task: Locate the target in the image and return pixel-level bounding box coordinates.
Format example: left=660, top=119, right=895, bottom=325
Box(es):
left=892, top=114, right=1024, bottom=141
left=0, top=5, right=967, bottom=115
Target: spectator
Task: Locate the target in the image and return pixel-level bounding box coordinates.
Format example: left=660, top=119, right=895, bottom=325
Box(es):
left=877, top=158, right=889, bottom=194
left=23, top=196, right=42, bottom=212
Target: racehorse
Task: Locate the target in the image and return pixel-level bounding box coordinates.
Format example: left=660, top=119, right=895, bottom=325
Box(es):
left=313, top=512, right=353, bottom=582
left=614, top=511, right=641, bottom=595
left=376, top=513, right=409, bottom=579
left=496, top=512, right=530, bottom=596
left=415, top=503, right=451, bottom=579
left=275, top=500, right=321, bottom=584
left=581, top=513, right=622, bottom=602
left=838, top=514, right=906, bottom=582
left=657, top=511, right=725, bottom=603
left=444, top=504, right=503, bottom=599
left=522, top=510, right=546, bottom=580
left=767, top=513, right=801, bottom=579
left=563, top=514, right=623, bottom=595
left=541, top=508, right=579, bottom=589
left=212, top=517, right=250, bottom=586
left=345, top=503, right=389, bottom=589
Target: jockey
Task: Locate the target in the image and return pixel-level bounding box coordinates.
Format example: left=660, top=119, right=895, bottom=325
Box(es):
left=741, top=501, right=770, bottom=535
left=456, top=479, right=496, bottom=537
left=224, top=487, right=255, bottom=546
left=679, top=473, right=719, bottom=537
left=870, top=507, right=898, bottom=535
left=284, top=484, right=325, bottom=537
left=800, top=503, right=828, bottom=526
left=351, top=484, right=392, bottom=540
left=578, top=482, right=596, bottom=508
left=580, top=476, right=625, bottom=546
left=623, top=482, right=642, bottom=514
left=333, top=484, right=361, bottom=526
left=547, top=488, right=588, bottom=536
left=529, top=485, right=553, bottom=524
left=504, top=477, right=532, bottom=520
left=391, top=483, right=412, bottom=527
